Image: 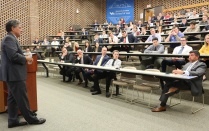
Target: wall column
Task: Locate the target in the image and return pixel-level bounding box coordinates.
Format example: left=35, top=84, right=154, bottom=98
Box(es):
left=29, top=0, right=39, bottom=43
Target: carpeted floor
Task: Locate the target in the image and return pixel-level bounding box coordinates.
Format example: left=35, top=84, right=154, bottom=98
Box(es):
left=0, top=75, right=209, bottom=131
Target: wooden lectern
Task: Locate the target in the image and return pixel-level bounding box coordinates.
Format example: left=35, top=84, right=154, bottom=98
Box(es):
left=0, top=54, right=38, bottom=113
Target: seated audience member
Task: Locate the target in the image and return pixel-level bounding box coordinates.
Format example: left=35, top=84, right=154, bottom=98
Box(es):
left=152, top=50, right=206, bottom=112
left=203, top=9, right=209, bottom=16
left=34, top=45, right=44, bottom=59
left=81, top=28, right=88, bottom=39
left=129, top=21, right=134, bottom=29
left=119, top=30, right=138, bottom=52
left=147, top=20, right=154, bottom=27
left=203, top=20, right=209, bottom=31
left=158, top=13, right=164, bottom=20
left=157, top=26, right=164, bottom=34
left=74, top=50, right=93, bottom=87
left=120, top=18, right=125, bottom=24
left=59, top=47, right=75, bottom=82
left=124, top=24, right=131, bottom=33
left=151, top=14, right=157, bottom=23
left=199, top=15, right=208, bottom=25
left=176, top=11, right=183, bottom=18
left=140, top=37, right=164, bottom=70
left=33, top=37, right=40, bottom=45
left=137, top=20, right=143, bottom=28
left=98, top=25, right=104, bottom=31
left=99, top=31, right=108, bottom=38
left=185, top=9, right=192, bottom=18
left=73, top=42, right=82, bottom=52
left=179, top=18, right=189, bottom=27
left=86, top=47, right=110, bottom=93
left=69, top=26, right=74, bottom=31
left=51, top=37, right=60, bottom=56
left=93, top=42, right=102, bottom=52
left=93, top=19, right=99, bottom=25
left=57, top=29, right=64, bottom=36
left=171, top=18, right=179, bottom=25
left=145, top=28, right=161, bottom=43
left=140, top=27, right=149, bottom=42
left=64, top=37, right=73, bottom=51
left=199, top=34, right=209, bottom=81
left=108, top=31, right=119, bottom=51
left=84, top=41, right=93, bottom=52
left=162, top=37, right=193, bottom=72
left=189, top=10, right=199, bottom=19
left=105, top=50, right=121, bottom=97
left=42, top=38, right=50, bottom=57
left=183, top=21, right=200, bottom=41
left=132, top=27, right=140, bottom=37
left=93, top=33, right=103, bottom=44
left=114, top=25, right=121, bottom=35
left=200, top=7, right=206, bottom=15
left=165, top=26, right=184, bottom=48
left=169, top=13, right=174, bottom=21
left=155, top=21, right=160, bottom=30
left=164, top=12, right=170, bottom=20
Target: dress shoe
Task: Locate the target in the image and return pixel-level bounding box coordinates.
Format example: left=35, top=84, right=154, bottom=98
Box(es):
left=106, top=92, right=111, bottom=98
left=77, top=80, right=83, bottom=85
left=90, top=89, right=96, bottom=92
left=113, top=93, right=121, bottom=96
left=8, top=122, right=28, bottom=128
left=165, top=87, right=179, bottom=96
left=30, top=118, right=46, bottom=125
left=151, top=106, right=166, bottom=112
left=92, top=91, right=101, bottom=95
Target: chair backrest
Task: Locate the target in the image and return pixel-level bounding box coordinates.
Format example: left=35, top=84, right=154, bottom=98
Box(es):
left=121, top=66, right=137, bottom=79
left=141, top=69, right=160, bottom=82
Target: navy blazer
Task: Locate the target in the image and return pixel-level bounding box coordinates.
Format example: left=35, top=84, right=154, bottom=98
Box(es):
left=94, top=55, right=110, bottom=66
left=119, top=34, right=138, bottom=43
left=75, top=55, right=92, bottom=65
left=1, top=33, right=27, bottom=81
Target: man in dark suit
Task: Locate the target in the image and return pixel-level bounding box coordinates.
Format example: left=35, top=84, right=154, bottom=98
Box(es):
left=59, top=47, right=75, bottom=82
left=85, top=47, right=110, bottom=94
left=152, top=50, right=207, bottom=112
left=179, top=17, right=189, bottom=27
left=119, top=30, right=138, bottom=52
left=81, top=28, right=88, bottom=39
left=93, top=33, right=103, bottom=44
left=1, top=20, right=46, bottom=128
left=74, top=50, right=92, bottom=87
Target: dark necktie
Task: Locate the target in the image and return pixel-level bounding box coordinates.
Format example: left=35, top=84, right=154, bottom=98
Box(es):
left=178, top=47, right=184, bottom=54
left=112, top=59, right=116, bottom=66
left=154, top=46, right=157, bottom=51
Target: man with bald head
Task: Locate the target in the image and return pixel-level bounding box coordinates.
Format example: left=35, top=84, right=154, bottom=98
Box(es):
left=75, top=50, right=92, bottom=87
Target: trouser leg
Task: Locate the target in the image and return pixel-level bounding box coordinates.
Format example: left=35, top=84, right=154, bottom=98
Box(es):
left=7, top=81, right=38, bottom=124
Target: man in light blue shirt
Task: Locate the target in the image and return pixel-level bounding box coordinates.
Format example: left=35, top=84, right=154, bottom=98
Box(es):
left=145, top=28, right=162, bottom=43
left=165, top=26, right=184, bottom=48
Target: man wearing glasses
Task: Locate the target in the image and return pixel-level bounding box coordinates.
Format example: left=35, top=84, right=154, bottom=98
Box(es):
left=161, top=36, right=193, bottom=72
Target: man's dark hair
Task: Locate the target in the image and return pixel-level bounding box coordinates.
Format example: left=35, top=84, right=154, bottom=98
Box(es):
left=180, top=36, right=187, bottom=40
left=122, top=30, right=126, bottom=33
left=6, top=19, right=20, bottom=32
left=190, top=21, right=196, bottom=25
left=152, top=37, right=158, bottom=41
left=189, top=50, right=200, bottom=57
left=172, top=26, right=179, bottom=30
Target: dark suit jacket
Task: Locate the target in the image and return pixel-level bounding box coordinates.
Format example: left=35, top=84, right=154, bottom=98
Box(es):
left=66, top=46, right=73, bottom=51
left=93, top=46, right=102, bottom=52
left=94, top=55, right=110, bottom=66
left=179, top=22, right=189, bottom=27
left=94, top=38, right=103, bottom=44
left=1, top=33, right=27, bottom=81
left=119, top=34, right=138, bottom=52
left=204, top=25, right=209, bottom=31
left=182, top=61, right=206, bottom=96
left=85, top=46, right=93, bottom=52
left=75, top=55, right=92, bottom=65
left=59, top=53, right=74, bottom=63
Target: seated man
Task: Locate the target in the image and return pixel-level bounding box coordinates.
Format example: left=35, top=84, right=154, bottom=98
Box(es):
left=85, top=47, right=110, bottom=93
left=139, top=37, right=164, bottom=70
left=183, top=21, right=200, bottom=41
left=165, top=26, right=184, bottom=49
left=199, top=15, right=208, bottom=25
left=152, top=50, right=206, bottom=112
left=161, top=37, right=193, bottom=72
left=51, top=37, right=60, bottom=57
left=59, top=47, right=74, bottom=82
left=74, top=50, right=92, bottom=87
left=145, top=28, right=161, bottom=43
left=179, top=18, right=189, bottom=27
left=104, top=50, right=121, bottom=97
left=108, top=31, right=119, bottom=52
left=93, top=33, right=103, bottom=44
left=119, top=30, right=138, bottom=52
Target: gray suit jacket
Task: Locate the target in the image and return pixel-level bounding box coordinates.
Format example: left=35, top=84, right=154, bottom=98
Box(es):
left=1, top=33, right=27, bottom=81
left=182, top=61, right=206, bottom=96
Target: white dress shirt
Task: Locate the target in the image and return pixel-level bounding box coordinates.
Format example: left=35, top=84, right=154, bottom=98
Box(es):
left=51, top=41, right=60, bottom=49
left=172, top=45, right=193, bottom=54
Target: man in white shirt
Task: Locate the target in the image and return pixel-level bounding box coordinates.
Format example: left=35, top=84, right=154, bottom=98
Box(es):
left=189, top=10, right=199, bottom=19
left=51, top=37, right=60, bottom=56
left=145, top=28, right=161, bottom=43
left=161, top=37, right=193, bottom=72
left=107, top=31, right=119, bottom=51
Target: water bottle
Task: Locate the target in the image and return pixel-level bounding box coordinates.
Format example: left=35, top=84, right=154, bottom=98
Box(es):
left=164, top=47, right=168, bottom=54
left=27, top=52, right=32, bottom=64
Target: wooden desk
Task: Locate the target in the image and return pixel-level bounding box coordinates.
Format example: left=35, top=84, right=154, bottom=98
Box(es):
left=37, top=60, right=197, bottom=80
